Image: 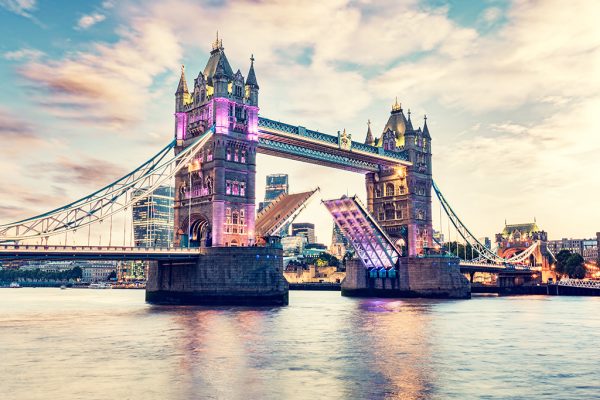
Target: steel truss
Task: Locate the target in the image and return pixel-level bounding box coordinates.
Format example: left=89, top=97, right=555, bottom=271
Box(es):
left=0, top=128, right=214, bottom=242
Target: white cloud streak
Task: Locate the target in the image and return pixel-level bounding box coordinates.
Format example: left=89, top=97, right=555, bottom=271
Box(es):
left=76, top=13, right=106, bottom=30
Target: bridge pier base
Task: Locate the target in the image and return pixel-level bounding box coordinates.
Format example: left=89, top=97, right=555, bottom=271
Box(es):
left=146, top=246, right=288, bottom=306
left=341, top=256, right=470, bottom=299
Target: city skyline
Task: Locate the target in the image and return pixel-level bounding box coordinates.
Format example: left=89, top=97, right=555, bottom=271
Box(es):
left=0, top=0, right=599, bottom=246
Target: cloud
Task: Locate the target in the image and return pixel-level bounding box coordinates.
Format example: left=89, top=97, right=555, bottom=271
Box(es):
left=30, top=157, right=127, bottom=187
left=481, top=7, right=502, bottom=24
left=76, top=13, right=106, bottom=30
left=17, top=19, right=182, bottom=129
left=0, top=0, right=36, bottom=18
left=372, top=0, right=600, bottom=113
left=3, top=48, right=44, bottom=61
left=0, top=107, right=42, bottom=147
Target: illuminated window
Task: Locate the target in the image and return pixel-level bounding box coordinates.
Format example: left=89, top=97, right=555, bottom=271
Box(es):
left=226, top=181, right=231, bottom=195
left=207, top=149, right=213, bottom=161
left=240, top=182, right=246, bottom=196
left=226, top=148, right=231, bottom=161
left=241, top=150, right=246, bottom=163
left=234, top=149, right=239, bottom=162
left=232, top=182, right=239, bottom=196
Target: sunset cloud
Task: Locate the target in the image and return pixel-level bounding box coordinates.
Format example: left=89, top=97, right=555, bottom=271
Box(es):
left=30, top=156, right=127, bottom=187
left=18, top=20, right=181, bottom=129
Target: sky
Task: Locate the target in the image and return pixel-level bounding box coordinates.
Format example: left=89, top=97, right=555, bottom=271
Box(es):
left=0, top=0, right=599, bottom=246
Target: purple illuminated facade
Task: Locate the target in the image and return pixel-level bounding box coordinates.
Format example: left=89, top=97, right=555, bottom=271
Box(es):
left=173, top=37, right=259, bottom=247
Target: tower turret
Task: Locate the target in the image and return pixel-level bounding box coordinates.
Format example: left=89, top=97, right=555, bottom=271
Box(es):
left=422, top=115, right=431, bottom=139
left=365, top=119, right=375, bottom=146
left=175, top=65, right=190, bottom=112
left=406, top=109, right=414, bottom=132
left=245, top=54, right=259, bottom=106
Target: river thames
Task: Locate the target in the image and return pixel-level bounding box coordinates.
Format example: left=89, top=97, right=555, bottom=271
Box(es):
left=0, top=289, right=598, bottom=400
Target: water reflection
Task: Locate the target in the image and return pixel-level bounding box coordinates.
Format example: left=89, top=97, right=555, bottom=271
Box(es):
left=1, top=289, right=599, bottom=400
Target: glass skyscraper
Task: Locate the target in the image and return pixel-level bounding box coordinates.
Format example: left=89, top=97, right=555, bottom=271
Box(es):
left=258, top=174, right=289, bottom=211
left=132, top=186, right=174, bottom=248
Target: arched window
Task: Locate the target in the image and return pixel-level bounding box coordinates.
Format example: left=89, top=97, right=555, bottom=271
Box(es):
left=232, top=182, right=239, bottom=196
left=207, top=149, right=213, bottom=161
left=241, top=150, right=246, bottom=163
left=375, top=186, right=382, bottom=198
left=226, top=181, right=232, bottom=195
left=240, top=182, right=245, bottom=196
left=226, top=147, right=231, bottom=161
left=386, top=183, right=394, bottom=197
left=234, top=149, right=239, bottom=162
left=232, top=212, right=239, bottom=233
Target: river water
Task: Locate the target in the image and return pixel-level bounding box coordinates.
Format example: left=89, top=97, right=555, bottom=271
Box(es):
left=0, top=289, right=598, bottom=400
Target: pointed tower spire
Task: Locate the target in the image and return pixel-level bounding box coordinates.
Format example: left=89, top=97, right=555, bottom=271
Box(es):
left=176, top=64, right=189, bottom=94
left=406, top=108, right=414, bottom=131
left=246, top=54, right=259, bottom=89
left=365, top=119, right=375, bottom=146
left=423, top=114, right=431, bottom=138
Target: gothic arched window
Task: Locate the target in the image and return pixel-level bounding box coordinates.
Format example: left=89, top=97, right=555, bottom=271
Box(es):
left=386, top=183, right=394, bottom=197
left=241, top=150, right=246, bottom=163
left=226, top=147, right=231, bottom=161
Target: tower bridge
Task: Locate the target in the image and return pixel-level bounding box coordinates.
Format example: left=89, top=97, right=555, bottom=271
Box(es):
left=0, top=37, right=545, bottom=304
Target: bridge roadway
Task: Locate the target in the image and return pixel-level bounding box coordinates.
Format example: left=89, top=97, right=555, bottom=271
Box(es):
left=0, top=245, right=203, bottom=261
left=459, top=260, right=535, bottom=274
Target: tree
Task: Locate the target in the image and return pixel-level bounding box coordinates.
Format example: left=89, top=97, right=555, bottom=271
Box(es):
left=555, top=250, right=572, bottom=276
left=566, top=253, right=586, bottom=279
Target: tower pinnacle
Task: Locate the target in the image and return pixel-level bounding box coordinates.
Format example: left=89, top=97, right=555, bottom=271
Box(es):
left=365, top=119, right=375, bottom=146
left=246, top=53, right=259, bottom=89
left=212, top=30, right=223, bottom=51
left=392, top=97, right=402, bottom=112
left=176, top=64, right=189, bottom=94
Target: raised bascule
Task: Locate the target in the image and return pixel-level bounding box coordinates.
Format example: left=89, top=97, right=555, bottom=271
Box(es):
left=0, top=37, right=548, bottom=304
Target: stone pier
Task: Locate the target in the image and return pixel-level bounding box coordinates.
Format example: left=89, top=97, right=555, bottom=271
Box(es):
left=341, top=256, right=470, bottom=299
left=146, top=246, right=288, bottom=305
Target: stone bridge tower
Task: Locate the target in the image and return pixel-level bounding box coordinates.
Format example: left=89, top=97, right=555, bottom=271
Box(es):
left=173, top=36, right=259, bottom=248
left=365, top=100, right=433, bottom=256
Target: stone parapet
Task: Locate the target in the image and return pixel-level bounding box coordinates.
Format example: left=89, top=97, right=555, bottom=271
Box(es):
left=342, top=256, right=470, bottom=299
left=146, top=246, right=288, bottom=305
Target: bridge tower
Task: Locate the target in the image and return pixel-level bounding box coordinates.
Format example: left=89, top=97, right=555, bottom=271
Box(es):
left=173, top=36, right=259, bottom=248
left=365, top=100, right=433, bottom=256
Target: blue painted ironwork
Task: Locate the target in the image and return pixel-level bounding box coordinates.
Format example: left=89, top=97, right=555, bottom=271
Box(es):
left=258, top=117, right=408, bottom=163
left=258, top=137, right=381, bottom=172
left=0, top=128, right=214, bottom=242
